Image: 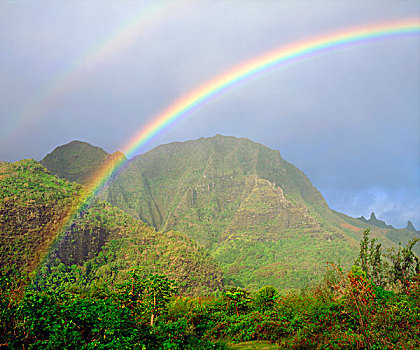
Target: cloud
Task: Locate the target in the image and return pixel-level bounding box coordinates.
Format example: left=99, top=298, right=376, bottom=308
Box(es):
left=322, top=187, right=420, bottom=229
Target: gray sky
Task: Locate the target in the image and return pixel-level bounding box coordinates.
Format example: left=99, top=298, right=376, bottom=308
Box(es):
left=1, top=0, right=419, bottom=228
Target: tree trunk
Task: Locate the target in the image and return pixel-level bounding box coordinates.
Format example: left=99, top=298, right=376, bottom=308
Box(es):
left=150, top=293, right=156, bottom=327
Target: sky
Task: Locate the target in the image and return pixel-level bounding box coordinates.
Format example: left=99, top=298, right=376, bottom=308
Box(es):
left=0, top=0, right=419, bottom=229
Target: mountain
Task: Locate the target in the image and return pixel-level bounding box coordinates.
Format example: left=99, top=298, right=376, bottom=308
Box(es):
left=335, top=210, right=420, bottom=254
left=357, top=212, right=394, bottom=229
left=97, top=135, right=392, bottom=290
left=41, top=140, right=126, bottom=185
left=104, top=135, right=328, bottom=231
left=358, top=214, right=419, bottom=235
left=0, top=159, right=223, bottom=295
left=40, top=135, right=419, bottom=291
left=406, top=220, right=418, bottom=233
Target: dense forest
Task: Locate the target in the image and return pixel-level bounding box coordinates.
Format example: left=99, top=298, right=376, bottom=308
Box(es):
left=1, top=138, right=419, bottom=348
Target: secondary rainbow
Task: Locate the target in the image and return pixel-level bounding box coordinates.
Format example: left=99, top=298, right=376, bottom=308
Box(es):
left=1, top=0, right=180, bottom=149
left=48, top=19, right=420, bottom=259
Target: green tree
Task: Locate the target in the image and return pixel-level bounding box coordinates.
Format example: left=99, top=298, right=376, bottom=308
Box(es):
left=144, top=274, right=178, bottom=326
left=355, top=229, right=387, bottom=286
left=386, top=238, right=420, bottom=288
left=118, top=270, right=177, bottom=327
left=222, top=287, right=250, bottom=316
left=254, top=285, right=279, bottom=311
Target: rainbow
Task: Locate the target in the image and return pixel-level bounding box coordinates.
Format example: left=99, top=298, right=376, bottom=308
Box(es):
left=47, top=19, right=420, bottom=264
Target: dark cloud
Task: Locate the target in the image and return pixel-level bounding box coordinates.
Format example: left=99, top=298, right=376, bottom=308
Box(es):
left=0, top=0, right=419, bottom=227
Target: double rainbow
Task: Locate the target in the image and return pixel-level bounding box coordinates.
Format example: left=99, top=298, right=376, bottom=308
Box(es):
left=51, top=18, right=420, bottom=258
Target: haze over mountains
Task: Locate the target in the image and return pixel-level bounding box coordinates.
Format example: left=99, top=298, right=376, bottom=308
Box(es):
left=39, top=135, right=419, bottom=290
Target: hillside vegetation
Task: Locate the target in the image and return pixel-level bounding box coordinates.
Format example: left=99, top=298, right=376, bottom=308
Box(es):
left=0, top=159, right=82, bottom=290
left=40, top=135, right=418, bottom=291
left=41, top=199, right=224, bottom=296
left=0, top=159, right=223, bottom=295
left=1, top=229, right=419, bottom=349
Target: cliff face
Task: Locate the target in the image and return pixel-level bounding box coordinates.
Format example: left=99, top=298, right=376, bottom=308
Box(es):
left=101, top=135, right=357, bottom=290
left=104, top=135, right=329, bottom=245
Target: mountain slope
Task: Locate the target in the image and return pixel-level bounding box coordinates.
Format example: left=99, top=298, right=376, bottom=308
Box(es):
left=105, top=135, right=329, bottom=238
left=46, top=200, right=224, bottom=295
left=0, top=159, right=82, bottom=290
left=42, top=135, right=417, bottom=290
left=100, top=136, right=361, bottom=290
left=0, top=159, right=223, bottom=295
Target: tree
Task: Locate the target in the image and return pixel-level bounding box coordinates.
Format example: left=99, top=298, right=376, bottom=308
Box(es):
left=143, top=274, right=178, bottom=326
left=254, top=285, right=279, bottom=311
left=354, top=229, right=387, bottom=287
left=118, top=270, right=177, bottom=327
left=355, top=229, right=420, bottom=290
left=386, top=238, right=420, bottom=289
left=222, top=287, right=250, bottom=316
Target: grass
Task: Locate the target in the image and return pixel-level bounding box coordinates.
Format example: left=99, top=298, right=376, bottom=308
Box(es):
left=228, top=341, right=279, bottom=350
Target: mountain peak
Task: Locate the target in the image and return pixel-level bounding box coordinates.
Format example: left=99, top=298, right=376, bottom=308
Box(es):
left=358, top=215, right=367, bottom=222
left=356, top=212, right=394, bottom=229
left=41, top=140, right=121, bottom=185
left=406, top=220, right=417, bottom=232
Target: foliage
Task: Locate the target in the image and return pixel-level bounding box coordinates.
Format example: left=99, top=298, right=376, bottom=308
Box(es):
left=1, top=231, right=420, bottom=348
left=222, top=288, right=251, bottom=316
left=386, top=238, right=420, bottom=288
left=355, top=228, right=420, bottom=290
left=254, top=286, right=278, bottom=311
left=117, top=271, right=178, bottom=326
left=355, top=228, right=386, bottom=286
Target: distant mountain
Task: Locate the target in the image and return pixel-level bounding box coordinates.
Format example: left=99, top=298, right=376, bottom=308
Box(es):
left=335, top=210, right=420, bottom=255
left=406, top=220, right=418, bottom=233
left=41, top=140, right=126, bottom=185
left=357, top=213, right=418, bottom=234
left=0, top=159, right=223, bottom=295
left=41, top=135, right=419, bottom=291
left=357, top=212, right=394, bottom=229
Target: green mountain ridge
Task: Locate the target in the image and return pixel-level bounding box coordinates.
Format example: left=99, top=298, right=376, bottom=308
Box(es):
left=40, top=135, right=418, bottom=290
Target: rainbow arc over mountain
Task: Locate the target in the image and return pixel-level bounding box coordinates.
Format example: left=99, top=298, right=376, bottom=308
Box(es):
left=47, top=18, right=420, bottom=258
